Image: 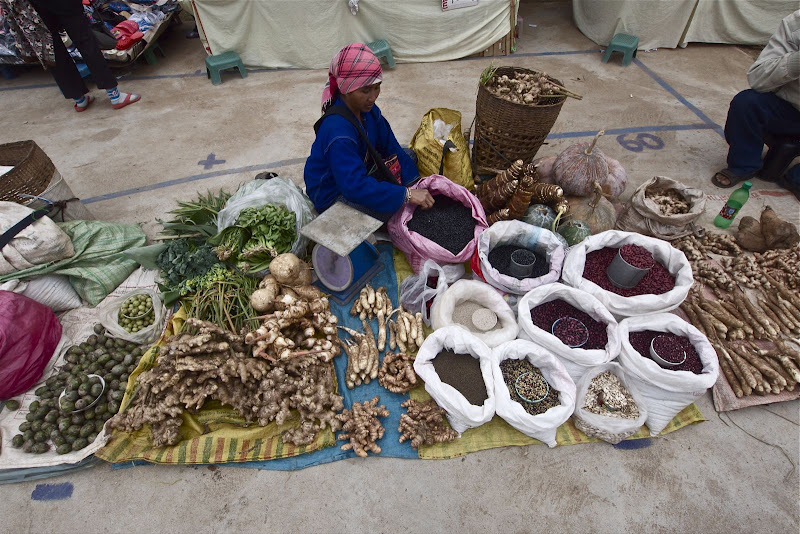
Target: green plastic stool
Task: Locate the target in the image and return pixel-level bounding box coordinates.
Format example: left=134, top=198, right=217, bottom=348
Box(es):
left=601, top=33, right=639, bottom=66
left=366, top=39, right=395, bottom=68
left=142, top=43, right=165, bottom=65
left=205, top=51, right=247, bottom=85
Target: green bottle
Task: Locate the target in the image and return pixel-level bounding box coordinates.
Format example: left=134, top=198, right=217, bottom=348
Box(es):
left=714, top=181, right=752, bottom=229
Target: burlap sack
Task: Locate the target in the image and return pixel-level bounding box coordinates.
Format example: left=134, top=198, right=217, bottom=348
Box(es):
left=616, top=176, right=705, bottom=240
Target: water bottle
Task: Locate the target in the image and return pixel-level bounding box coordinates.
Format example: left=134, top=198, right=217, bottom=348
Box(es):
left=714, top=181, right=752, bottom=229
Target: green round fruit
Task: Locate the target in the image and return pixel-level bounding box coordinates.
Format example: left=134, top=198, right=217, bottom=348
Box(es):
left=79, top=423, right=94, bottom=438
left=22, top=439, right=35, bottom=453
left=53, top=434, right=67, bottom=446
left=60, top=400, right=75, bottom=412
left=72, top=438, right=88, bottom=451
left=31, top=420, right=43, bottom=432
left=4, top=399, right=20, bottom=411
left=71, top=413, right=85, bottom=426
left=23, top=429, right=34, bottom=442
left=33, top=431, right=47, bottom=443
left=29, top=400, right=40, bottom=412
left=66, top=424, right=81, bottom=437
left=45, top=410, right=59, bottom=423
left=35, top=386, right=50, bottom=396
left=74, top=399, right=88, bottom=411
left=56, top=444, right=72, bottom=455
left=108, top=400, right=120, bottom=414
left=33, top=443, right=50, bottom=454
left=18, top=421, right=31, bottom=433
left=94, top=419, right=106, bottom=432
left=11, top=434, right=24, bottom=448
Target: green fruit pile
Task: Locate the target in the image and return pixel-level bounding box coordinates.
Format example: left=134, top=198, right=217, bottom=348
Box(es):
left=118, top=293, right=154, bottom=333
left=9, top=324, right=144, bottom=455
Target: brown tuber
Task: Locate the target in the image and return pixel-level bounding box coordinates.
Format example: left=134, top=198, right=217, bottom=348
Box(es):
left=398, top=399, right=458, bottom=450
left=378, top=352, right=417, bottom=393
left=336, top=396, right=389, bottom=457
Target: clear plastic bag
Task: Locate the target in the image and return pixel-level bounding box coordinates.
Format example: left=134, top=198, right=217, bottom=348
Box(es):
left=216, top=177, right=316, bottom=257
left=98, top=288, right=165, bottom=345
left=399, top=259, right=464, bottom=325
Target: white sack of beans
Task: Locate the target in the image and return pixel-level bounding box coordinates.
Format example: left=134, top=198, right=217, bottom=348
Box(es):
left=491, top=340, right=576, bottom=447
left=561, top=230, right=693, bottom=319
left=414, top=326, right=496, bottom=434
left=431, top=279, right=518, bottom=348
left=517, top=283, right=620, bottom=383
left=618, top=314, right=718, bottom=436
left=473, top=220, right=565, bottom=295
left=399, top=259, right=465, bottom=326
left=572, top=362, right=648, bottom=444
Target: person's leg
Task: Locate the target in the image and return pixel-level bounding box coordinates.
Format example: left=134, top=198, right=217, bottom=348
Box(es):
left=716, top=89, right=800, bottom=185
left=33, top=6, right=89, bottom=101
left=59, top=13, right=141, bottom=109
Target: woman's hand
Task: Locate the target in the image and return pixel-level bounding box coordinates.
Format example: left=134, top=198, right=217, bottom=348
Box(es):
left=407, top=188, right=435, bottom=209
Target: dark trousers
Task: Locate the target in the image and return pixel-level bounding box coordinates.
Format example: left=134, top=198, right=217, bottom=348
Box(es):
left=30, top=0, right=117, bottom=99
left=725, top=89, right=800, bottom=185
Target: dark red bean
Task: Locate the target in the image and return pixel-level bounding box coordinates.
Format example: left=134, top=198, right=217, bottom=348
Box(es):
left=583, top=247, right=676, bottom=297
left=529, top=299, right=608, bottom=350
left=620, top=244, right=655, bottom=269
left=552, top=317, right=589, bottom=347
left=628, top=330, right=704, bottom=374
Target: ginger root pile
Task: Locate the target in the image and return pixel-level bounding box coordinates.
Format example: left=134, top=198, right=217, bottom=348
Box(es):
left=110, top=318, right=344, bottom=446
left=378, top=352, right=417, bottom=393
left=484, top=70, right=581, bottom=106
left=336, top=396, right=389, bottom=457
left=398, top=399, right=458, bottom=450
left=648, top=188, right=690, bottom=216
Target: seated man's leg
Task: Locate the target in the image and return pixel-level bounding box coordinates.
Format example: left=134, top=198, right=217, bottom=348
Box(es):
left=718, top=89, right=800, bottom=185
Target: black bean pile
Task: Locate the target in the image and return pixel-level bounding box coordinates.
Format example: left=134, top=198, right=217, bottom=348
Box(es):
left=529, top=299, right=608, bottom=350
left=432, top=349, right=488, bottom=405
left=628, top=330, right=704, bottom=374
left=583, top=247, right=676, bottom=296
left=407, top=195, right=476, bottom=255
left=488, top=245, right=549, bottom=278
left=499, top=359, right=560, bottom=416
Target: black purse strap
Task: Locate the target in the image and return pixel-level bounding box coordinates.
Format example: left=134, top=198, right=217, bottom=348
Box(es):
left=314, top=105, right=396, bottom=184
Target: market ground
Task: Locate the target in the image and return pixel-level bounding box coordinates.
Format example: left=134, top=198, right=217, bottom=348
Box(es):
left=1, top=1, right=799, bottom=532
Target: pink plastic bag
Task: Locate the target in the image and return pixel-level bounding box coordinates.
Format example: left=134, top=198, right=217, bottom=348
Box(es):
left=0, top=291, right=62, bottom=399
left=388, top=174, right=488, bottom=273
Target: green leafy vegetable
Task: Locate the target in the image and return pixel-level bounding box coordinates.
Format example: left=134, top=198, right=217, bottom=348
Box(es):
left=155, top=238, right=221, bottom=289
left=158, top=189, right=232, bottom=238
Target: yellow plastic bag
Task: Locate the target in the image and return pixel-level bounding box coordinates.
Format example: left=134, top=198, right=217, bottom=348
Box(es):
left=410, top=108, right=474, bottom=191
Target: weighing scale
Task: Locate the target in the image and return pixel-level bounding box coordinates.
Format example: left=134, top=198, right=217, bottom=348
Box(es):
left=300, top=202, right=385, bottom=305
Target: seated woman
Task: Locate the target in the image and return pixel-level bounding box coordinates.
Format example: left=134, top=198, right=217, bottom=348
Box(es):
left=304, top=43, right=434, bottom=221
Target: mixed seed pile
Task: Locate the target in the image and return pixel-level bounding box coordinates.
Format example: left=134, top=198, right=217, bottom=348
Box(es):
left=9, top=324, right=142, bottom=455
left=488, top=245, right=549, bottom=278
left=583, top=247, right=676, bottom=296
left=407, top=196, right=476, bottom=255
left=583, top=372, right=640, bottom=419
left=432, top=350, right=488, bottom=406
left=499, top=359, right=560, bottom=416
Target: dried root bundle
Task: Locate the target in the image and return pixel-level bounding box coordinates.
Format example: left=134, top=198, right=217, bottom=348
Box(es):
left=336, top=396, right=389, bottom=457
left=110, top=318, right=344, bottom=446
left=483, top=69, right=582, bottom=105
left=378, top=352, right=417, bottom=393
left=398, top=399, right=458, bottom=450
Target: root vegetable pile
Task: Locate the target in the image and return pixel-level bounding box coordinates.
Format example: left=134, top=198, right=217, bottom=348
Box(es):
left=9, top=324, right=143, bottom=455
left=432, top=350, right=488, bottom=406
left=397, top=399, right=458, bottom=450
left=336, top=396, right=389, bottom=457
left=499, top=359, right=560, bottom=416
left=378, top=352, right=417, bottom=393
left=338, top=321, right=380, bottom=389
left=389, top=308, right=425, bottom=354
left=407, top=195, right=476, bottom=255
left=648, top=188, right=690, bottom=216
left=583, top=247, right=675, bottom=296
left=110, top=318, right=344, bottom=447
left=628, top=330, right=704, bottom=374
left=528, top=299, right=609, bottom=350
left=582, top=372, right=640, bottom=419
left=482, top=68, right=581, bottom=105
left=488, top=245, right=549, bottom=279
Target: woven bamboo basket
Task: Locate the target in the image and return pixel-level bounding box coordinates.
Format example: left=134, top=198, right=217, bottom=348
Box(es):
left=0, top=140, right=55, bottom=204
left=473, top=66, right=566, bottom=178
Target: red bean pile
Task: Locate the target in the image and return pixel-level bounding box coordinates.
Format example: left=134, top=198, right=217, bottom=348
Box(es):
left=529, top=299, right=608, bottom=350
left=628, top=330, right=704, bottom=374
left=620, top=244, right=655, bottom=269
left=432, top=350, right=489, bottom=405
left=552, top=317, right=589, bottom=347
left=583, top=247, right=676, bottom=296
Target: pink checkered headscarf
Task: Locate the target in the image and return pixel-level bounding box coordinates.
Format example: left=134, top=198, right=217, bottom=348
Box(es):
left=321, top=43, right=383, bottom=112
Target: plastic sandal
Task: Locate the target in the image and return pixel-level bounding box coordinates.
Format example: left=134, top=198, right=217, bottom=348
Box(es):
left=711, top=168, right=756, bottom=189
left=74, top=95, right=94, bottom=112
left=111, top=93, right=141, bottom=110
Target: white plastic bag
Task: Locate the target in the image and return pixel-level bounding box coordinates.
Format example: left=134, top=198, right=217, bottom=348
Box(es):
left=618, top=314, right=718, bottom=436
left=491, top=340, right=576, bottom=447
left=413, top=326, right=495, bottom=434
left=399, top=259, right=465, bottom=325
left=0, top=275, right=82, bottom=312
left=97, top=288, right=166, bottom=344
left=217, top=177, right=315, bottom=257
left=517, top=283, right=620, bottom=383
left=560, top=230, right=693, bottom=318
left=473, top=220, right=565, bottom=295
left=431, top=279, right=518, bottom=348
left=572, top=362, right=648, bottom=444
left=0, top=201, right=75, bottom=275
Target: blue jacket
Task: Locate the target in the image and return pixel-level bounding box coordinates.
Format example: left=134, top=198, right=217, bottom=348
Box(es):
left=304, top=97, right=419, bottom=214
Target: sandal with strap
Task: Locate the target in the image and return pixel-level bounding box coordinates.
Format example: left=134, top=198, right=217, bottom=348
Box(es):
left=111, top=93, right=141, bottom=110
left=711, top=168, right=757, bottom=188
left=74, top=95, right=94, bottom=112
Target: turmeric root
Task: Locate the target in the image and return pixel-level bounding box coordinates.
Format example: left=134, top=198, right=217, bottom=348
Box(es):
left=378, top=352, right=417, bottom=393
left=398, top=399, right=458, bottom=450
left=336, top=397, right=389, bottom=457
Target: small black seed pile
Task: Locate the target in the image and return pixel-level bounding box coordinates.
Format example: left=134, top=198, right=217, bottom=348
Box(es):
left=407, top=195, right=477, bottom=255
left=432, top=349, right=488, bottom=405
left=499, top=359, right=560, bottom=416
left=488, top=245, right=549, bottom=278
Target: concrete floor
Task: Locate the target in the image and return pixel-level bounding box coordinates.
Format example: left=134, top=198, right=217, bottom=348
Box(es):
left=1, top=1, right=799, bottom=532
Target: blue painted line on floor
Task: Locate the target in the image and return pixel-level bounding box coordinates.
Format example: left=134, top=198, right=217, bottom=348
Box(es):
left=633, top=57, right=725, bottom=139
left=31, top=482, right=73, bottom=501
left=612, top=438, right=653, bottom=450
left=546, top=123, right=715, bottom=140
